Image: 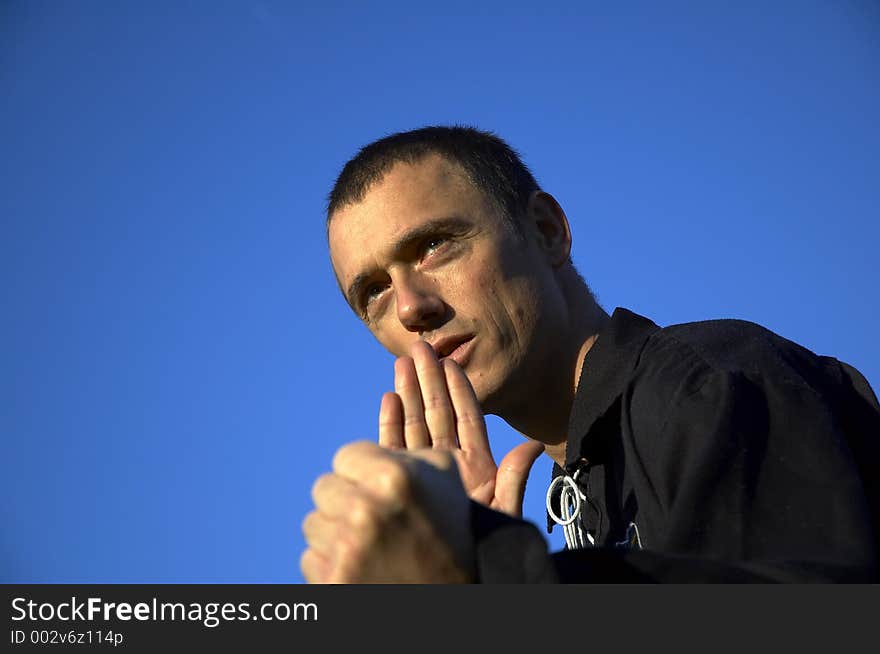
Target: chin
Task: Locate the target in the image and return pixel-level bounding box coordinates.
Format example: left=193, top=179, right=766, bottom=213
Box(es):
left=470, top=377, right=507, bottom=416
left=470, top=359, right=529, bottom=419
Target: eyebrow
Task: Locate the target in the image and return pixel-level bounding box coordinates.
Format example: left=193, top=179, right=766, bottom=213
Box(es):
left=344, top=216, right=472, bottom=311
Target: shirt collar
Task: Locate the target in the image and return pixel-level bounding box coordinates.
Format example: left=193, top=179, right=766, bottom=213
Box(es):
left=546, top=307, right=660, bottom=532
left=564, top=307, right=660, bottom=468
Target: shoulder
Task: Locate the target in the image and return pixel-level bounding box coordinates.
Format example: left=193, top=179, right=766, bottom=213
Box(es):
left=626, top=317, right=850, bottom=427
left=641, top=316, right=842, bottom=389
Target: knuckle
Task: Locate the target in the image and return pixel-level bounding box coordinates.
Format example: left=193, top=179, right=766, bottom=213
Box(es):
left=457, top=410, right=485, bottom=427
left=426, top=428, right=456, bottom=445
left=332, top=440, right=378, bottom=473
left=403, top=413, right=426, bottom=427
left=335, top=536, right=367, bottom=574
left=300, top=549, right=322, bottom=583
left=331, top=441, right=361, bottom=470
left=374, top=460, right=412, bottom=501
left=431, top=439, right=454, bottom=450
left=310, top=473, right=335, bottom=500
left=301, top=511, right=316, bottom=536
left=422, top=392, right=450, bottom=411
left=348, top=497, right=379, bottom=532
left=330, top=449, right=347, bottom=473
left=378, top=414, right=400, bottom=427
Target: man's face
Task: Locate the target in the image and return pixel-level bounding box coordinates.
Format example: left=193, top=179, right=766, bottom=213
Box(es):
left=328, top=154, right=561, bottom=414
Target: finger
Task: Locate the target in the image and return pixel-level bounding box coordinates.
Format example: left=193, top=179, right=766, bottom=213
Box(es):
left=378, top=392, right=405, bottom=449
left=311, top=472, right=364, bottom=519
left=332, top=441, right=411, bottom=505
left=331, top=440, right=386, bottom=476
left=394, top=356, right=431, bottom=448
left=494, top=441, right=545, bottom=517
left=442, top=358, right=490, bottom=456
left=411, top=340, right=456, bottom=449
left=300, top=547, right=331, bottom=584
left=301, top=510, right=339, bottom=556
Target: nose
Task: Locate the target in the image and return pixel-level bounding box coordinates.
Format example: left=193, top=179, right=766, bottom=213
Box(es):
left=395, top=274, right=445, bottom=333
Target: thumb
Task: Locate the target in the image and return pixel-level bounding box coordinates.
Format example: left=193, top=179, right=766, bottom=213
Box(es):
left=395, top=448, right=475, bottom=574
left=494, top=440, right=545, bottom=517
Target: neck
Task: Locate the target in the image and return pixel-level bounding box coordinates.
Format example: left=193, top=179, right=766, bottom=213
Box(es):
left=496, top=276, right=608, bottom=468
left=538, top=331, right=600, bottom=466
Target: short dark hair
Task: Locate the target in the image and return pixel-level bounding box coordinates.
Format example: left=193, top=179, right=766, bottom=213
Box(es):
left=326, top=125, right=540, bottom=230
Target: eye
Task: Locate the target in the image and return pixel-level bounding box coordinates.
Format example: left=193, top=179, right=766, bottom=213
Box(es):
left=421, top=236, right=449, bottom=258
left=360, top=282, right=392, bottom=320
left=363, top=282, right=387, bottom=306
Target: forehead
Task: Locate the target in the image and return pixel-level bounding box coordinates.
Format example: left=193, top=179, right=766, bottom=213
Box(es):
left=328, top=154, right=496, bottom=283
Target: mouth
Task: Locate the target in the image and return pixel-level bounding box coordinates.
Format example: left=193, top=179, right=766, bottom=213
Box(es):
left=430, top=334, right=476, bottom=368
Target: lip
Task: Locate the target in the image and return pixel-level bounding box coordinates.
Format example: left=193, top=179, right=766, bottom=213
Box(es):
left=429, top=334, right=476, bottom=368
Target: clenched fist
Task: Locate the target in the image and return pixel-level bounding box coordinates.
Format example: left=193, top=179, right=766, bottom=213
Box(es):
left=301, top=441, right=475, bottom=584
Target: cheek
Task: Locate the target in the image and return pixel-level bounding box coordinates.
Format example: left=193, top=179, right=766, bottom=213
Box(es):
left=457, top=257, right=501, bottom=313
left=371, top=323, right=408, bottom=358
left=470, top=259, right=540, bottom=343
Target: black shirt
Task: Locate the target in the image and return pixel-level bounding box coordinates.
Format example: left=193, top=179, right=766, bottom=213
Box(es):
left=471, top=308, right=880, bottom=582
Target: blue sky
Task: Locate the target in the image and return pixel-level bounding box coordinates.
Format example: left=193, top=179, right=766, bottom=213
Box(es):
left=2, top=1, right=878, bottom=582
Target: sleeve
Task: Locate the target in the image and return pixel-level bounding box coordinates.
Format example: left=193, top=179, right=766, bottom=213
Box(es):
left=470, top=369, right=879, bottom=583
left=469, top=501, right=560, bottom=583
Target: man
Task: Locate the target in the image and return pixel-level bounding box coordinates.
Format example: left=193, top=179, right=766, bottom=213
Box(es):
left=301, top=126, right=879, bottom=582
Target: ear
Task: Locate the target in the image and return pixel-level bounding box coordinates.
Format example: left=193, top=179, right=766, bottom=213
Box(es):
left=523, top=191, right=572, bottom=266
